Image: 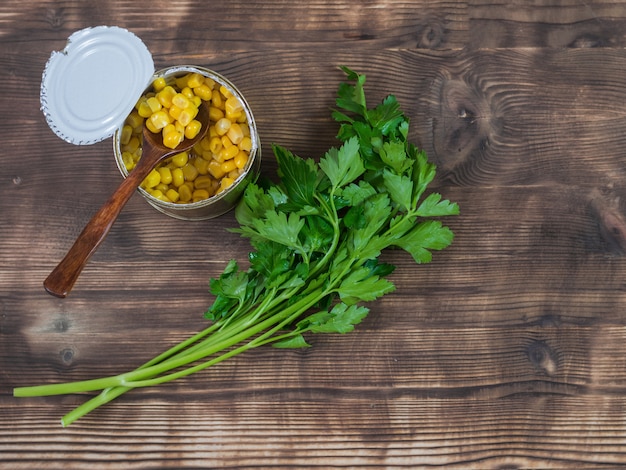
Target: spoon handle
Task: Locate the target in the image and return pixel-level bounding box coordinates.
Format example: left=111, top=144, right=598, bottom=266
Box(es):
left=43, top=148, right=164, bottom=298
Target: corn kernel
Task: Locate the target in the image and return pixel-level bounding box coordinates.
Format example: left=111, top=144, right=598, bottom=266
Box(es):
left=200, top=136, right=212, bottom=152
left=239, top=136, right=253, bottom=152
left=220, top=159, right=237, bottom=174
left=152, top=77, right=167, bottom=91
left=165, top=188, right=180, bottom=203
left=146, top=96, right=162, bottom=113
left=185, top=120, right=202, bottom=139
left=234, top=151, right=249, bottom=169
left=208, top=136, right=222, bottom=154
left=163, top=131, right=183, bottom=149
left=217, top=177, right=235, bottom=194
left=123, top=136, right=140, bottom=153
left=181, top=86, right=195, bottom=100
left=125, top=111, right=144, bottom=130
left=179, top=183, right=193, bottom=202
left=178, top=106, right=198, bottom=127
left=194, top=175, right=214, bottom=190
left=171, top=151, right=189, bottom=167
left=226, top=122, right=244, bottom=145
left=157, top=86, right=177, bottom=108
left=182, top=162, right=199, bottom=181
left=156, top=183, right=169, bottom=194
left=220, top=145, right=239, bottom=161
left=137, top=99, right=152, bottom=118
left=211, top=89, right=223, bottom=108
left=219, top=85, right=233, bottom=99
left=225, top=96, right=243, bottom=115
left=221, top=135, right=234, bottom=149
left=168, top=104, right=182, bottom=121
left=209, top=106, right=224, bottom=122
left=193, top=156, right=209, bottom=175
left=120, top=125, right=133, bottom=146
left=157, top=167, right=173, bottom=185
left=187, top=73, right=205, bottom=88
left=122, top=151, right=135, bottom=171
left=195, top=84, right=212, bottom=101
left=208, top=160, right=226, bottom=179
left=149, top=110, right=171, bottom=130
left=143, top=169, right=161, bottom=189
left=192, top=189, right=210, bottom=201
left=172, top=93, right=191, bottom=110
left=172, top=167, right=185, bottom=187
left=175, top=74, right=190, bottom=90
left=215, top=118, right=231, bottom=136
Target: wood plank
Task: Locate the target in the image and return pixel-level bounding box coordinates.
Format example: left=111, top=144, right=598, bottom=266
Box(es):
left=5, top=0, right=626, bottom=467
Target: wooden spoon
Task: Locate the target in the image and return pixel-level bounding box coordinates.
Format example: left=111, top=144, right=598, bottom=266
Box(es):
left=44, top=103, right=210, bottom=298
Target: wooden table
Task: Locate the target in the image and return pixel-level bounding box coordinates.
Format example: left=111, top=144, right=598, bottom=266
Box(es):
left=3, top=1, right=626, bottom=468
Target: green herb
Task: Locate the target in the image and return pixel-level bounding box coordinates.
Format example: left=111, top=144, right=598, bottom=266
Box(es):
left=14, top=67, right=459, bottom=426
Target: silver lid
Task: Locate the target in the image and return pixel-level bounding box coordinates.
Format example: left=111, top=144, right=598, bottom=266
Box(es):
left=40, top=26, right=154, bottom=145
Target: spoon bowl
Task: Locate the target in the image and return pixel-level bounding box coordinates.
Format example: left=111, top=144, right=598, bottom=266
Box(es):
left=43, top=102, right=210, bottom=298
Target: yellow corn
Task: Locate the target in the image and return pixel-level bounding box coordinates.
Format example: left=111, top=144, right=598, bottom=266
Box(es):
left=215, top=118, right=231, bottom=136
left=208, top=136, right=222, bottom=154
left=178, top=183, right=193, bottom=202
left=220, top=159, right=237, bottom=174
left=143, top=169, right=161, bottom=189
left=208, top=160, right=225, bottom=179
left=182, top=162, right=199, bottom=181
left=175, top=74, right=190, bottom=90
left=239, top=136, right=253, bottom=152
left=157, top=86, right=177, bottom=108
left=123, top=136, right=140, bottom=153
left=178, top=106, right=198, bottom=127
left=226, top=122, right=244, bottom=145
left=220, top=145, right=239, bottom=162
left=194, top=175, right=214, bottom=190
left=209, top=106, right=224, bottom=122
left=149, top=110, right=171, bottom=130
left=165, top=188, right=180, bottom=203
left=171, top=151, right=189, bottom=168
left=185, top=120, right=202, bottom=139
left=219, top=85, right=233, bottom=99
left=192, top=189, right=210, bottom=201
left=234, top=151, right=248, bottom=169
left=125, top=111, right=143, bottom=130
left=168, top=104, right=182, bottom=121
left=157, top=167, right=173, bottom=185
left=172, top=93, right=191, bottom=110
left=125, top=71, right=253, bottom=205
left=163, top=131, right=183, bottom=149
left=221, top=135, right=234, bottom=149
left=137, top=99, right=152, bottom=118
left=172, top=168, right=185, bottom=187
left=211, top=89, right=223, bottom=108
left=146, top=96, right=162, bottom=113
left=193, top=156, right=209, bottom=175
left=195, top=84, right=213, bottom=101
left=217, top=177, right=235, bottom=194
left=122, top=151, right=135, bottom=172
left=187, top=73, right=205, bottom=89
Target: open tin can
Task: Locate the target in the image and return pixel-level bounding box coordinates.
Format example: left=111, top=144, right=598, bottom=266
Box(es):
left=41, top=26, right=260, bottom=220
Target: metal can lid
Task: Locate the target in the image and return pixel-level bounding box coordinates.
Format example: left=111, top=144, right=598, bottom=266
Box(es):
left=40, top=26, right=154, bottom=145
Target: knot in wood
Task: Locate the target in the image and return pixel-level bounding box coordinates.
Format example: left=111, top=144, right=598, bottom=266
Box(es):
left=526, top=340, right=558, bottom=377
left=429, top=74, right=502, bottom=179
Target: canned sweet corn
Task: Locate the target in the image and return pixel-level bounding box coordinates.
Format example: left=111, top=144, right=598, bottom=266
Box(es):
left=114, top=66, right=261, bottom=220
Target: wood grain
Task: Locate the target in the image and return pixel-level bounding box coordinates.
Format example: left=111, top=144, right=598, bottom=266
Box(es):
left=4, top=0, right=626, bottom=468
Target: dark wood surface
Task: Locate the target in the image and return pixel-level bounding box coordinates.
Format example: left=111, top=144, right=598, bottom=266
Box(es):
left=3, top=1, right=626, bottom=468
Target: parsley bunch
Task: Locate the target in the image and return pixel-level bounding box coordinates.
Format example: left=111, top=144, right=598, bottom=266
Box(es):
left=14, top=67, right=459, bottom=426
